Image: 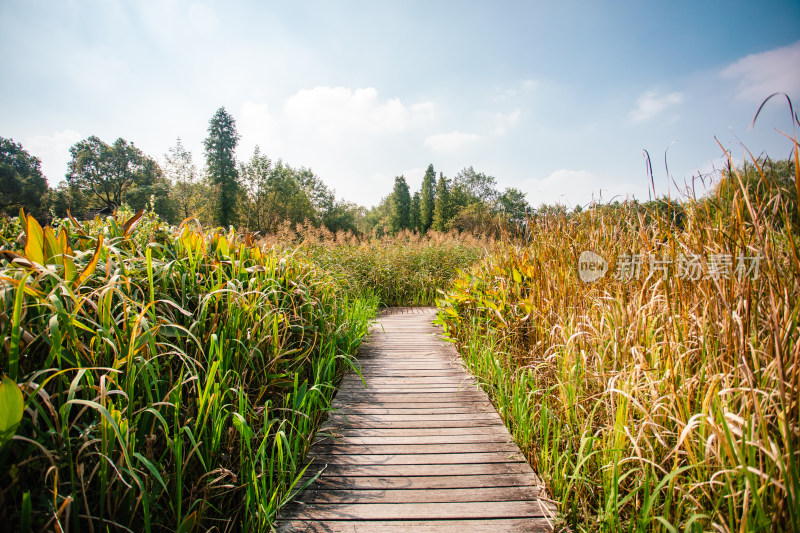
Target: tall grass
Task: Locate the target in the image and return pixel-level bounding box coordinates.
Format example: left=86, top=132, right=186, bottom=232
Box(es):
left=437, top=134, right=800, bottom=531
left=0, top=209, right=377, bottom=532
left=260, top=222, right=488, bottom=307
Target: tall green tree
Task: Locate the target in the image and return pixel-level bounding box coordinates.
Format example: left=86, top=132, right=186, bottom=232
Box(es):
left=432, top=173, right=452, bottom=231
left=66, top=135, right=162, bottom=214
left=389, top=175, right=411, bottom=233
left=452, top=166, right=498, bottom=211
left=496, top=187, right=530, bottom=221
left=164, top=137, right=202, bottom=221
left=0, top=137, right=48, bottom=218
left=204, top=107, right=240, bottom=228
left=410, top=191, right=421, bottom=232
left=420, top=163, right=436, bottom=231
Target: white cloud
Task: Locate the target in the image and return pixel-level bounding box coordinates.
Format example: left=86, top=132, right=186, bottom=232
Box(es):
left=238, top=101, right=282, bottom=155
left=425, top=108, right=520, bottom=152
left=424, top=131, right=483, bottom=152
left=721, top=40, right=800, bottom=102
left=410, top=102, right=436, bottom=122
left=284, top=86, right=435, bottom=140
left=629, top=90, right=683, bottom=122
left=24, top=129, right=82, bottom=185
left=493, top=109, right=522, bottom=135
left=523, top=169, right=637, bottom=207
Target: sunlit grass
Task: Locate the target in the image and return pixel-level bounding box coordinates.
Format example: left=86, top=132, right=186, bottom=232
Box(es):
left=437, top=133, right=800, bottom=531
left=0, top=209, right=377, bottom=531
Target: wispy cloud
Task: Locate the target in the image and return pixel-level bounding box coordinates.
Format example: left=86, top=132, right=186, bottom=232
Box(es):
left=424, top=131, right=483, bottom=152
left=523, top=169, right=639, bottom=207
left=283, top=86, right=435, bottom=140
left=426, top=108, right=521, bottom=152
left=721, top=40, right=800, bottom=102
left=629, top=91, right=683, bottom=122
left=493, top=109, right=522, bottom=135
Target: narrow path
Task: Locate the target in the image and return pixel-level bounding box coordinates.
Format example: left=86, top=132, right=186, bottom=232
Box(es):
left=277, top=308, right=556, bottom=532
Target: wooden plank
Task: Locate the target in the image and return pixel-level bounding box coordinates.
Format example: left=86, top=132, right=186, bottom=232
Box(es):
left=276, top=518, right=554, bottom=533
left=311, top=442, right=522, bottom=455
left=299, top=473, right=537, bottom=490
left=309, top=452, right=526, bottom=465
left=305, top=462, right=535, bottom=477
left=280, top=501, right=556, bottom=520
left=335, top=388, right=489, bottom=396
left=313, top=434, right=514, bottom=445
left=318, top=426, right=514, bottom=437
left=326, top=413, right=501, bottom=422
left=335, top=406, right=496, bottom=415
left=322, top=420, right=506, bottom=429
left=295, top=486, right=544, bottom=504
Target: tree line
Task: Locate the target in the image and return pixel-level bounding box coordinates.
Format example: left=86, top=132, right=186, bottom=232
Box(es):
left=364, top=164, right=530, bottom=236
left=2, top=107, right=530, bottom=235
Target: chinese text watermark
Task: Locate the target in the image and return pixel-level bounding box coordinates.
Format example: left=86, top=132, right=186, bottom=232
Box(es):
left=579, top=251, right=762, bottom=283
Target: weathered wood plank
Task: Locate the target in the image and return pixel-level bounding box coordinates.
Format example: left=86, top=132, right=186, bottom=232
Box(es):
left=322, top=419, right=507, bottom=429
left=298, top=473, right=537, bottom=490
left=326, top=412, right=501, bottom=422
left=295, top=486, right=544, bottom=504
left=318, top=426, right=513, bottom=437
left=304, top=460, right=535, bottom=477
left=311, top=442, right=522, bottom=455
left=280, top=500, right=556, bottom=520
left=313, top=433, right=514, bottom=445
left=276, top=518, right=554, bottom=533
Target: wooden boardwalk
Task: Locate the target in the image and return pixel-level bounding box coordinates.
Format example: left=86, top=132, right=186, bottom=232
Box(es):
left=276, top=308, right=556, bottom=532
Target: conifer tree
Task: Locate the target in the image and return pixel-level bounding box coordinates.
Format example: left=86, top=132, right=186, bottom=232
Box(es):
left=204, top=107, right=240, bottom=228
left=388, top=175, right=411, bottom=233
left=432, top=172, right=452, bottom=231
left=410, top=191, right=421, bottom=232
left=420, top=163, right=436, bottom=231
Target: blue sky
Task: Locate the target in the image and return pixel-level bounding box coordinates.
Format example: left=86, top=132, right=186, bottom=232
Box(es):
left=1, top=0, right=799, bottom=208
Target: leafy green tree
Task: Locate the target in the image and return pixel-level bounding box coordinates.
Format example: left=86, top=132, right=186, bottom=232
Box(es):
left=452, top=166, right=498, bottom=210
left=50, top=181, right=88, bottom=219
left=361, top=195, right=392, bottom=236
left=0, top=137, right=49, bottom=218
left=164, top=137, right=202, bottom=221
left=239, top=146, right=273, bottom=232
left=432, top=173, right=452, bottom=231
left=321, top=201, right=363, bottom=234
left=66, top=136, right=163, bottom=215
left=496, top=187, right=530, bottom=221
left=410, top=191, right=421, bottom=232
left=204, top=107, right=240, bottom=228
left=389, top=175, right=411, bottom=233
left=420, top=164, right=436, bottom=231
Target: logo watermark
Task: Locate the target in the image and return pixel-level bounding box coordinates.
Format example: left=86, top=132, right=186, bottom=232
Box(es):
left=578, top=251, right=763, bottom=283
left=578, top=251, right=608, bottom=282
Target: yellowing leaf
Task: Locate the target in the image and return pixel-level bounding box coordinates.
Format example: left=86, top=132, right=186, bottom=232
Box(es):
left=76, top=234, right=103, bottom=287
left=122, top=209, right=144, bottom=237
left=0, top=375, right=24, bottom=450
left=43, top=227, right=60, bottom=265
left=24, top=214, right=44, bottom=265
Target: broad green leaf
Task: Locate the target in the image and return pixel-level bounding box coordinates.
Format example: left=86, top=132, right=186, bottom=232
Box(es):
left=23, top=214, right=44, bottom=265
left=43, top=226, right=61, bottom=264
left=0, top=375, right=24, bottom=449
